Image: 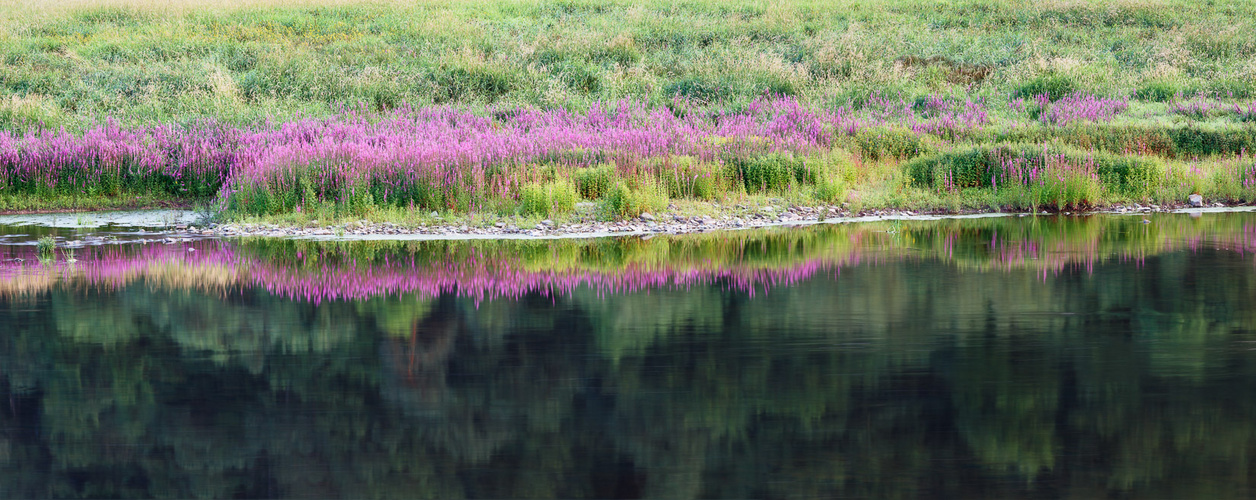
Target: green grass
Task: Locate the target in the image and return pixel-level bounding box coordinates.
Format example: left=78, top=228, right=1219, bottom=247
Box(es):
left=2, top=0, right=1255, bottom=130
left=2, top=0, right=1256, bottom=220
left=0, top=192, right=190, bottom=212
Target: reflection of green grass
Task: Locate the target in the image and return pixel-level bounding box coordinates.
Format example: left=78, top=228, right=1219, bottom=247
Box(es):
left=237, top=212, right=1256, bottom=277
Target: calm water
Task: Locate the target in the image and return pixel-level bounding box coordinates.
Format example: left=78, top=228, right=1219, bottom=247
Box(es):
left=2, top=213, right=1256, bottom=498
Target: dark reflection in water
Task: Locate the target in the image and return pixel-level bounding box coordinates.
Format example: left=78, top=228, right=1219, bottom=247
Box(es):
left=3, top=213, right=1256, bottom=498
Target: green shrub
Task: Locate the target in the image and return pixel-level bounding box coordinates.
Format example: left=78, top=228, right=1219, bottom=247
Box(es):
left=602, top=180, right=666, bottom=219
left=1135, top=79, right=1184, bottom=102
left=907, top=144, right=1162, bottom=198
left=855, top=127, right=930, bottom=161
left=432, top=64, right=516, bottom=104
left=1168, top=126, right=1256, bottom=159
left=520, top=180, right=577, bottom=216
left=812, top=175, right=846, bottom=204
left=662, top=77, right=728, bottom=103
left=658, top=156, right=728, bottom=200
left=1014, top=73, right=1078, bottom=101
left=572, top=163, right=617, bottom=199
left=553, top=61, right=602, bottom=94
left=1097, top=156, right=1162, bottom=197
left=995, top=124, right=1256, bottom=159
left=727, top=152, right=802, bottom=193
left=1208, top=78, right=1256, bottom=100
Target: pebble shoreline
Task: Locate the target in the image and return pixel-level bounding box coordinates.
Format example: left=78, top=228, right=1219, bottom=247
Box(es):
left=191, top=201, right=1238, bottom=240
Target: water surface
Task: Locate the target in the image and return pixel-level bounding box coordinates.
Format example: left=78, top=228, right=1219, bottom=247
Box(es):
left=2, top=213, right=1256, bottom=498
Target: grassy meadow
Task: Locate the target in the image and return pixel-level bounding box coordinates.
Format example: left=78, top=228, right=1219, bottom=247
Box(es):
left=1, top=0, right=1255, bottom=221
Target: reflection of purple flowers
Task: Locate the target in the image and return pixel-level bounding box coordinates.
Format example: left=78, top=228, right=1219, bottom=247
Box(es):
left=3, top=215, right=1255, bottom=303
left=0, top=241, right=850, bottom=302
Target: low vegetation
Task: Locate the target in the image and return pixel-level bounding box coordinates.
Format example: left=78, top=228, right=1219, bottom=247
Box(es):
left=1, top=0, right=1255, bottom=222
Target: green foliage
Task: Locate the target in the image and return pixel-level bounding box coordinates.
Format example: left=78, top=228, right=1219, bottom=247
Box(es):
left=433, top=63, right=517, bottom=104
left=0, top=96, right=66, bottom=132
left=603, top=179, right=666, bottom=218
left=572, top=163, right=617, bottom=199
left=520, top=180, right=577, bottom=216
left=728, top=153, right=791, bottom=193
left=658, top=156, right=728, bottom=200
left=855, top=127, right=931, bottom=161
left=36, top=235, right=56, bottom=262
left=1135, top=79, right=1185, bottom=102
left=906, top=144, right=1162, bottom=200
left=1014, top=73, right=1078, bottom=101
left=812, top=174, right=846, bottom=204
left=662, top=77, right=729, bottom=103
left=1208, top=78, right=1256, bottom=100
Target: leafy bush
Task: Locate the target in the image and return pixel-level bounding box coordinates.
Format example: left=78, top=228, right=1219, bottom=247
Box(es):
left=603, top=180, right=666, bottom=219
left=432, top=64, right=516, bottom=103
left=906, top=144, right=1161, bottom=197
left=572, top=163, right=617, bottom=199
left=855, top=127, right=931, bottom=161
left=726, top=152, right=809, bottom=193
left=658, top=156, right=728, bottom=200
left=662, top=77, right=728, bottom=103
left=1014, top=74, right=1078, bottom=102
left=520, top=180, right=577, bottom=216
left=812, top=175, right=846, bottom=203
left=1135, top=80, right=1184, bottom=102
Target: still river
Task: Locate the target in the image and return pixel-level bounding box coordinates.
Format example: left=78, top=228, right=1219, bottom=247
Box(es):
left=1, top=211, right=1255, bottom=498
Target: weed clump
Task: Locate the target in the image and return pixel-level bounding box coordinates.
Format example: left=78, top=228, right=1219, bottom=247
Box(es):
left=603, top=180, right=666, bottom=219
left=36, top=235, right=55, bottom=262
left=520, top=180, right=577, bottom=217
left=1014, top=74, right=1078, bottom=102
left=572, top=164, right=618, bottom=199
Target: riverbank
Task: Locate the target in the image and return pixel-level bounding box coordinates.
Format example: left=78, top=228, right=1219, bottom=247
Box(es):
left=0, top=196, right=1242, bottom=241
left=206, top=199, right=1241, bottom=240
left=3, top=1, right=1256, bottom=226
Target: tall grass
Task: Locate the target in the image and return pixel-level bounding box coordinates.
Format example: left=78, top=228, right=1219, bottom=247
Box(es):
left=3, top=0, right=1256, bottom=217
left=2, top=0, right=1256, bottom=130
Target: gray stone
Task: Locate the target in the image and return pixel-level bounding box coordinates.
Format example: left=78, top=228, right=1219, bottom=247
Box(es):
left=1188, top=193, right=1204, bottom=207
left=640, top=212, right=655, bottom=221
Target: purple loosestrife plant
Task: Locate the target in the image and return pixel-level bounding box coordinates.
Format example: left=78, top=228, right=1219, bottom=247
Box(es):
left=1169, top=97, right=1225, bottom=120
left=0, top=96, right=996, bottom=213
left=1040, top=93, right=1129, bottom=126
left=1235, top=102, right=1256, bottom=122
